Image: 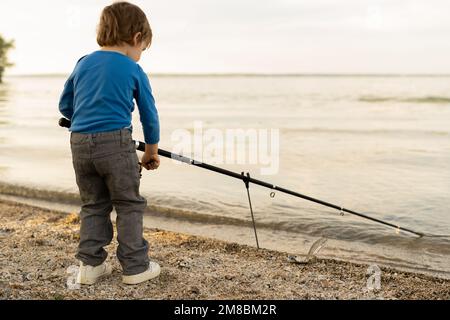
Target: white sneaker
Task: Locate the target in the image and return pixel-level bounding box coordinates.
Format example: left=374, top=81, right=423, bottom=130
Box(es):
left=76, top=261, right=112, bottom=285
left=122, top=261, right=161, bottom=285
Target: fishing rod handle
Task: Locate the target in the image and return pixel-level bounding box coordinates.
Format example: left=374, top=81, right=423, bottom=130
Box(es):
left=59, top=117, right=71, bottom=128
left=135, top=141, right=172, bottom=158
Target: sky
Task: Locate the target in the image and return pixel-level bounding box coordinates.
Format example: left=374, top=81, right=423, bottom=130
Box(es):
left=1, top=0, right=450, bottom=75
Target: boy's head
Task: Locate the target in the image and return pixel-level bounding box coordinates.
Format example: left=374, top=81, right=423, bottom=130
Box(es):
left=97, top=2, right=152, bottom=61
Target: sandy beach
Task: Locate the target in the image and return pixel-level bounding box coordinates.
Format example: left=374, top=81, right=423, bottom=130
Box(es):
left=0, top=199, right=448, bottom=300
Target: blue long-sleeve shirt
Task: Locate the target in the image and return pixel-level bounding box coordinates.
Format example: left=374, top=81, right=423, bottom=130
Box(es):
left=59, top=50, right=160, bottom=144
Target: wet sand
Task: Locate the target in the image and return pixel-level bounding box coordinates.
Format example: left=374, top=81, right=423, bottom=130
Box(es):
left=0, top=199, right=448, bottom=300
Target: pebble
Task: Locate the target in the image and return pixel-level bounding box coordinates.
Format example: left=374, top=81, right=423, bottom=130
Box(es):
left=0, top=199, right=449, bottom=300
left=178, top=260, right=190, bottom=268
left=189, top=286, right=200, bottom=294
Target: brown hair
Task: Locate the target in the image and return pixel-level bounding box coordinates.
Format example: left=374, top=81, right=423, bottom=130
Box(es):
left=97, top=2, right=152, bottom=48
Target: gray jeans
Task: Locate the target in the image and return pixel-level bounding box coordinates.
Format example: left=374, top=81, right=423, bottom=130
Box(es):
left=70, top=129, right=149, bottom=275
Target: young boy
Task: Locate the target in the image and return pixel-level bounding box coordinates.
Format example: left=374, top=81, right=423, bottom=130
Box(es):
left=59, top=2, right=161, bottom=285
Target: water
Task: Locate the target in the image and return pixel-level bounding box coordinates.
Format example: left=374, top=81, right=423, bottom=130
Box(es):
left=1, top=75, right=449, bottom=277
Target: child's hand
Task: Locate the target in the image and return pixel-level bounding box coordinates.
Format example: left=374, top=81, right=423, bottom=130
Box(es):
left=141, top=153, right=160, bottom=170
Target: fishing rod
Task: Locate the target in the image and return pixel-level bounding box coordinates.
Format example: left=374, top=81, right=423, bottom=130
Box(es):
left=59, top=117, right=427, bottom=245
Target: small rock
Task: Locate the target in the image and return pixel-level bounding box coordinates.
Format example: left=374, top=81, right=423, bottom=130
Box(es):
left=178, top=260, right=190, bottom=268
left=0, top=228, right=14, bottom=238
left=288, top=255, right=311, bottom=264
left=189, top=286, right=200, bottom=294
left=34, top=239, right=47, bottom=246
left=10, top=283, right=24, bottom=289
left=224, top=243, right=239, bottom=252
left=210, top=258, right=220, bottom=264
left=22, top=273, right=33, bottom=282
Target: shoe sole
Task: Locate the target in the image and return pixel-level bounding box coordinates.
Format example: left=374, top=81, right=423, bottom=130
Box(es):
left=77, top=266, right=112, bottom=285
left=122, top=266, right=161, bottom=285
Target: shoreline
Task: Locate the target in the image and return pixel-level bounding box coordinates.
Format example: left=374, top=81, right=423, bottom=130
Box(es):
left=1, top=181, right=450, bottom=281
left=0, top=199, right=448, bottom=300
left=2, top=191, right=450, bottom=281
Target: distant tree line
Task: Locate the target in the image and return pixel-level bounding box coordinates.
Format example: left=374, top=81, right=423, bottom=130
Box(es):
left=0, top=34, right=14, bottom=83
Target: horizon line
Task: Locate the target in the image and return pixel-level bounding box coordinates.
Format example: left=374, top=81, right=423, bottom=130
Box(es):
left=5, top=72, right=450, bottom=78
